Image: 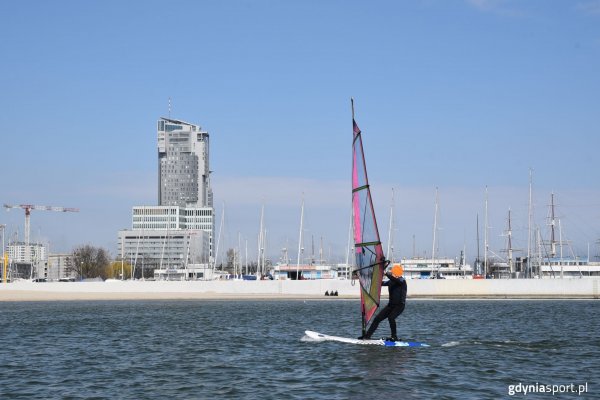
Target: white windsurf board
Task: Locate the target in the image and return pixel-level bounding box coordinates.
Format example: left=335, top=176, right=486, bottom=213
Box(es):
left=305, top=330, right=429, bottom=347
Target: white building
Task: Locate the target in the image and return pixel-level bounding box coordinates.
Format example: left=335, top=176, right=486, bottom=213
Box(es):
left=118, top=228, right=210, bottom=271
left=539, top=257, right=600, bottom=279
left=271, top=264, right=339, bottom=280
left=131, top=205, right=213, bottom=232
left=47, top=253, right=76, bottom=281
left=399, top=258, right=474, bottom=279
left=7, top=242, right=46, bottom=264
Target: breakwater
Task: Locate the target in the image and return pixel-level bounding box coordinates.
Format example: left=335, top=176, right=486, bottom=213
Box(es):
left=0, top=278, right=598, bottom=301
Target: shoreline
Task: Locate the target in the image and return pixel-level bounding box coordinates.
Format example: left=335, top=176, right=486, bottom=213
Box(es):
left=1, top=294, right=597, bottom=302
left=0, top=278, right=598, bottom=301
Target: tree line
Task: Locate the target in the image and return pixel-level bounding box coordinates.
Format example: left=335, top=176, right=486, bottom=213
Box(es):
left=68, top=244, right=156, bottom=280
left=67, top=245, right=273, bottom=279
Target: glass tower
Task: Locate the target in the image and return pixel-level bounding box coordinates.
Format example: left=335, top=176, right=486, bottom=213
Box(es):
left=157, top=117, right=212, bottom=208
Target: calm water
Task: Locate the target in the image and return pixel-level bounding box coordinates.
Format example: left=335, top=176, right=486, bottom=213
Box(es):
left=0, top=300, right=598, bottom=399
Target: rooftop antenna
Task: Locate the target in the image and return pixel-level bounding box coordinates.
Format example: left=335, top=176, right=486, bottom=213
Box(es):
left=168, top=97, right=172, bottom=118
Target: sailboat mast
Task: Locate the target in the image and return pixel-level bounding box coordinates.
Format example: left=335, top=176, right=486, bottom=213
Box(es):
left=507, top=208, right=513, bottom=276
left=387, top=188, right=395, bottom=264
left=319, top=237, right=324, bottom=264
left=431, top=187, right=438, bottom=277
left=213, top=202, right=225, bottom=274
left=257, top=203, right=264, bottom=275
left=262, top=229, right=267, bottom=275
left=238, top=231, right=241, bottom=277
left=476, top=213, right=480, bottom=275
left=550, top=192, right=557, bottom=258
left=559, top=218, right=564, bottom=279
left=484, top=186, right=489, bottom=277
left=311, top=235, right=315, bottom=265
left=345, top=212, right=352, bottom=271
left=296, top=195, right=304, bottom=280
left=527, top=169, right=533, bottom=278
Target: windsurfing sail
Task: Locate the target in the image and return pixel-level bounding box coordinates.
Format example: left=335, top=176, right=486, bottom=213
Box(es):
left=351, top=99, right=388, bottom=336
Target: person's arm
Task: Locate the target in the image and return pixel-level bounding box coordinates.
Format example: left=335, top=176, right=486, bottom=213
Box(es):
left=385, top=271, right=403, bottom=285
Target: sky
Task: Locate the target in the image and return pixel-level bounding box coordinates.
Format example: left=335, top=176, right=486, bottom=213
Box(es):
left=1, top=0, right=600, bottom=264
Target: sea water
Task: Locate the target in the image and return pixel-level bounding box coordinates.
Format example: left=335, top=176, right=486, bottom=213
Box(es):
left=0, top=300, right=597, bottom=399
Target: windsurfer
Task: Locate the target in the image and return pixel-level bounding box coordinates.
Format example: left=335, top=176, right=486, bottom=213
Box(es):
left=358, top=264, right=407, bottom=341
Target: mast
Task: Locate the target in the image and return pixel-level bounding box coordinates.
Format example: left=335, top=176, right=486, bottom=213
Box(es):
left=387, top=188, right=395, bottom=264
left=319, top=237, right=324, bottom=265
left=484, top=186, right=489, bottom=278
left=238, top=231, right=242, bottom=277
left=537, top=227, right=542, bottom=278
left=262, top=229, right=267, bottom=275
left=345, top=212, right=352, bottom=272
left=311, top=235, right=315, bottom=265
left=296, top=195, right=304, bottom=280
left=507, top=209, right=513, bottom=277
left=527, top=169, right=533, bottom=278
left=257, top=203, right=264, bottom=275
left=559, top=218, right=563, bottom=279
left=431, top=187, right=438, bottom=277
left=133, top=231, right=141, bottom=279
left=550, top=192, right=557, bottom=258
left=462, top=229, right=467, bottom=276
left=213, top=202, right=224, bottom=274
left=476, top=213, right=481, bottom=275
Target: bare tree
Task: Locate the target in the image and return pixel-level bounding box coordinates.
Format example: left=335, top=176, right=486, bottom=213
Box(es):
left=70, top=245, right=110, bottom=280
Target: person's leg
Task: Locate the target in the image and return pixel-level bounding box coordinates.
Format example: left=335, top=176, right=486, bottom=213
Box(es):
left=363, top=305, right=391, bottom=338
left=387, top=303, right=405, bottom=339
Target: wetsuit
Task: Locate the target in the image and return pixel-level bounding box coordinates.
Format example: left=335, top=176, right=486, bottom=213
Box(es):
left=363, top=272, right=407, bottom=339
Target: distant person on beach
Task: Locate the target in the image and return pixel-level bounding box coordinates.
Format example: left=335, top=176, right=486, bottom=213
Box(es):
left=358, top=264, right=407, bottom=341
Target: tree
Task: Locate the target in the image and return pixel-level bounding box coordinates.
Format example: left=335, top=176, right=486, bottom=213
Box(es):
left=70, top=245, right=110, bottom=280
left=107, top=260, right=133, bottom=280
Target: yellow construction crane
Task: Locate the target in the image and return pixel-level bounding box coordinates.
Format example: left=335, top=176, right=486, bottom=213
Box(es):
left=3, top=204, right=79, bottom=247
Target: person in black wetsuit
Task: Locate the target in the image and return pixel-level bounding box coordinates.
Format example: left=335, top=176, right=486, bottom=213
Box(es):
left=359, top=264, right=407, bottom=341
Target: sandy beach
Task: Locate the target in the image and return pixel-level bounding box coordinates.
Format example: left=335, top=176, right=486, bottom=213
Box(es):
left=0, top=291, right=330, bottom=301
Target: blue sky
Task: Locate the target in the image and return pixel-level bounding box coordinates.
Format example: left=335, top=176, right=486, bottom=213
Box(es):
left=1, top=0, right=599, bottom=263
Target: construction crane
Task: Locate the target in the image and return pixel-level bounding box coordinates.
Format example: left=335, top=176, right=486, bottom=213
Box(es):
left=3, top=204, right=79, bottom=246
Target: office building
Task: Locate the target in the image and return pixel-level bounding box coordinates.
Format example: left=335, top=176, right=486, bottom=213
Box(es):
left=118, top=116, right=214, bottom=278
left=158, top=117, right=212, bottom=208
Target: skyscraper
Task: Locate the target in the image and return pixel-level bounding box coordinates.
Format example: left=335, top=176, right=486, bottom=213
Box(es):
left=117, top=116, right=214, bottom=279
left=157, top=117, right=212, bottom=208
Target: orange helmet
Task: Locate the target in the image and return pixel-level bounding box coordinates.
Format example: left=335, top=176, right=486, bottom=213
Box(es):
left=391, top=264, right=404, bottom=277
